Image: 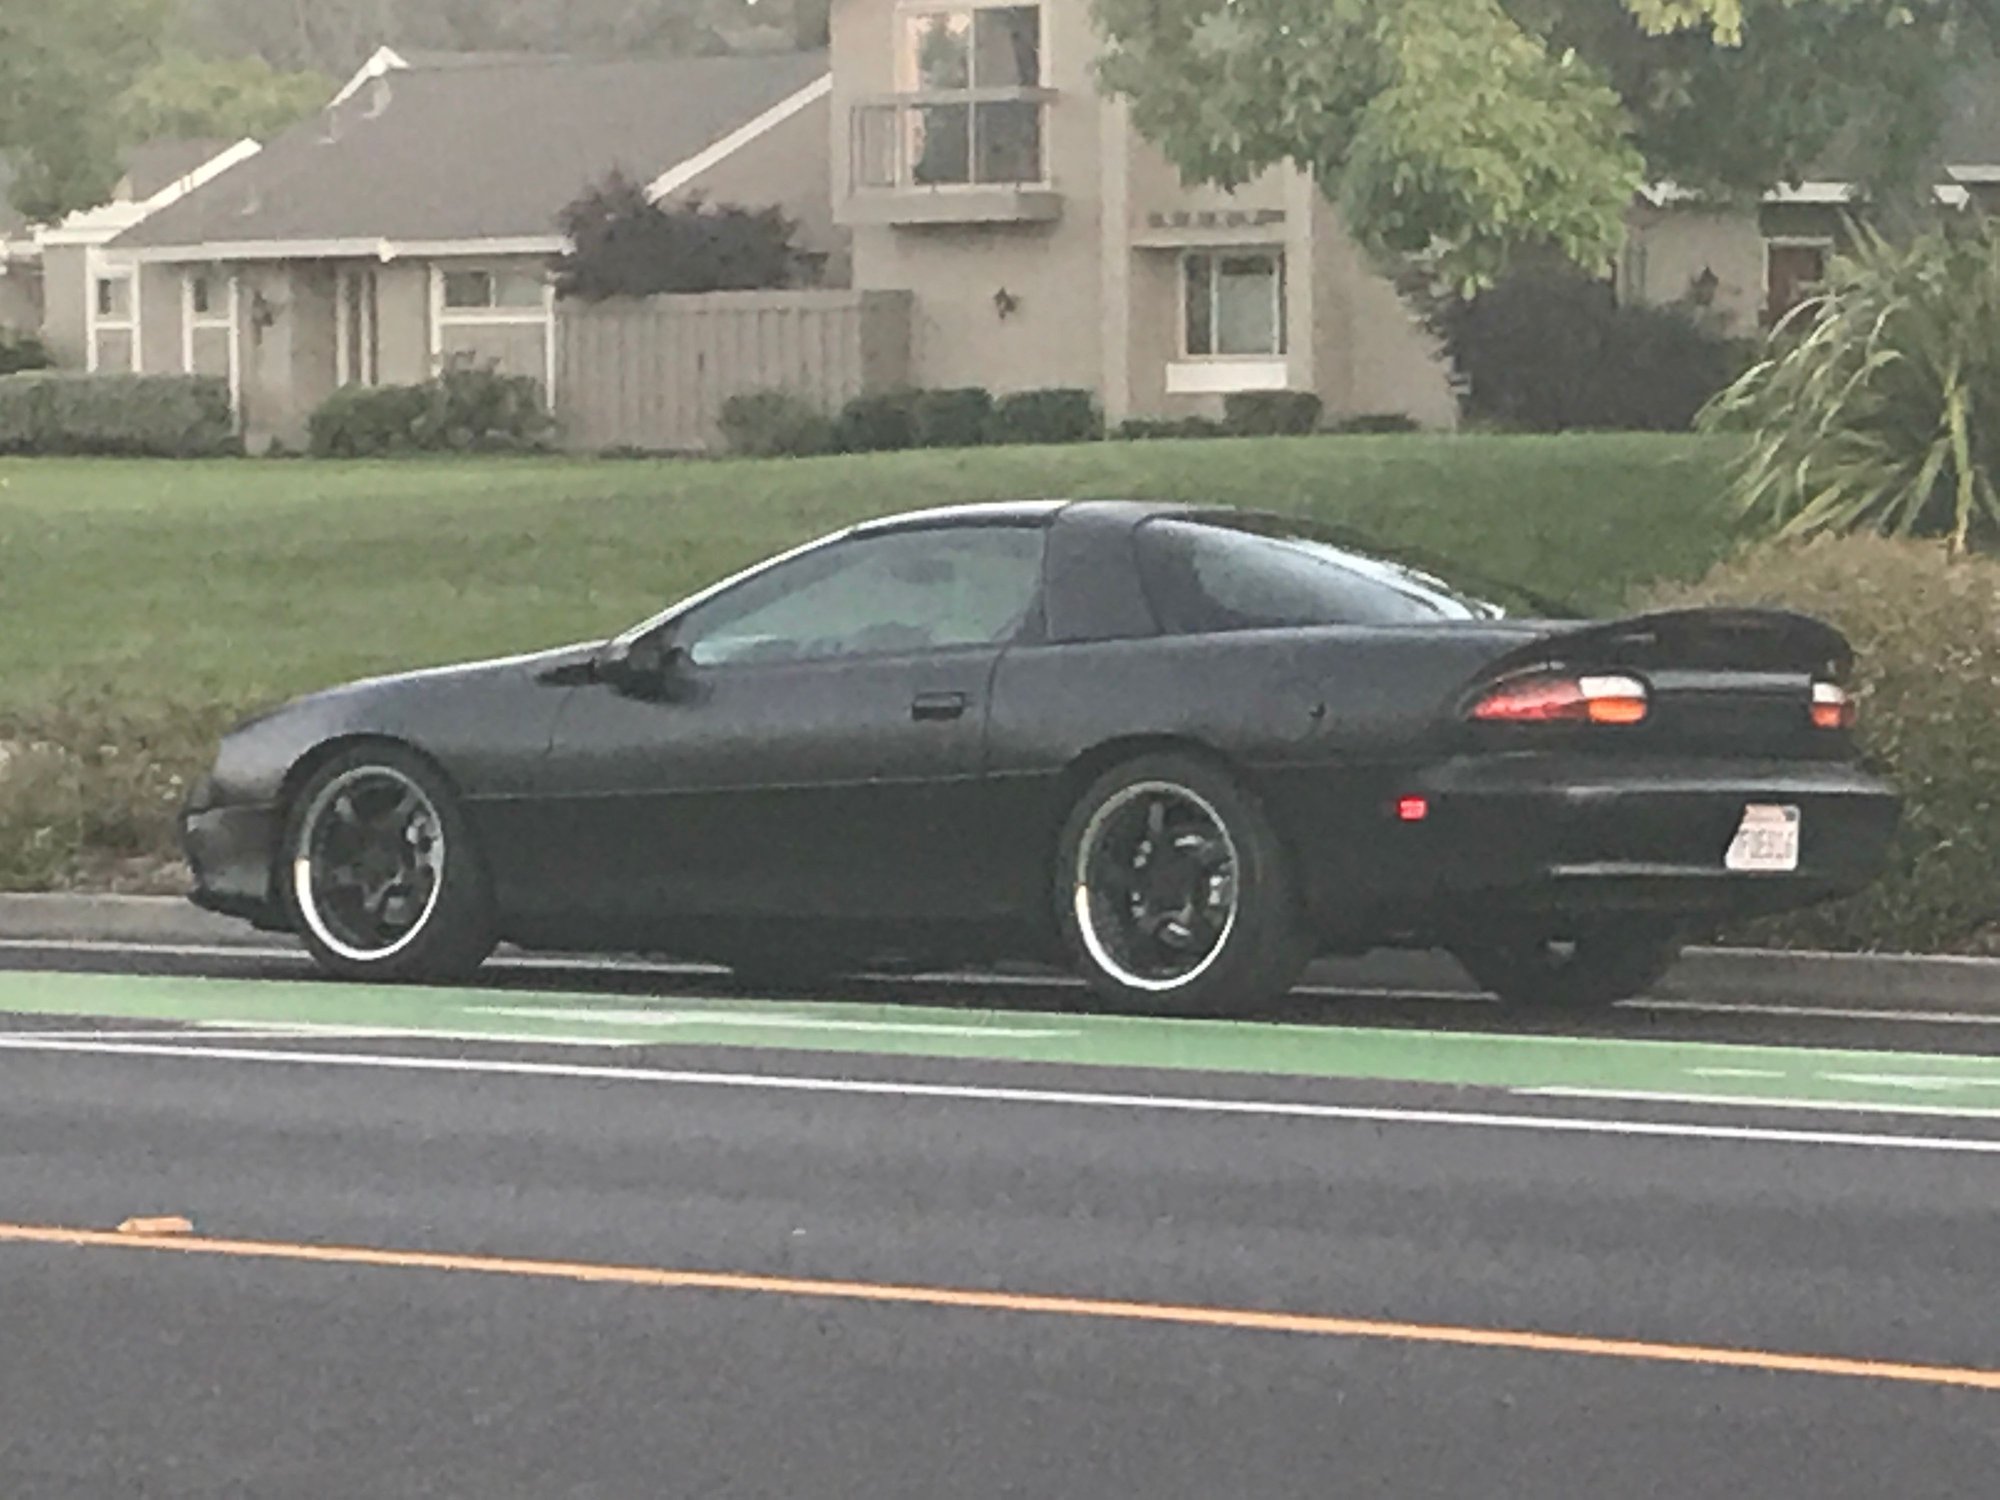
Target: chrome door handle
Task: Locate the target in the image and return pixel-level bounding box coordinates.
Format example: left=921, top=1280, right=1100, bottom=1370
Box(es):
left=911, top=691, right=969, bottom=722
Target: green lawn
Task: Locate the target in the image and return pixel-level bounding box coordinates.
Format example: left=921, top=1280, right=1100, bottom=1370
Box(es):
left=1, top=434, right=1737, bottom=719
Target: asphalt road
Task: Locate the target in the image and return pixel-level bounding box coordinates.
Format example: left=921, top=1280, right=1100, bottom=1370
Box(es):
left=3, top=945, right=2000, bottom=1497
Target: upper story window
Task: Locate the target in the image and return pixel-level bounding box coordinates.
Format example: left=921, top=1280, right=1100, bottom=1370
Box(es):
left=857, top=3, right=1044, bottom=190
left=1184, top=251, right=1286, bottom=358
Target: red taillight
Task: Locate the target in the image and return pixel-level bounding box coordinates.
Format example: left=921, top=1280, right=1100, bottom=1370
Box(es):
left=1811, top=681, right=1857, bottom=731
left=1396, top=795, right=1430, bottom=823
left=1469, top=672, right=1650, bottom=727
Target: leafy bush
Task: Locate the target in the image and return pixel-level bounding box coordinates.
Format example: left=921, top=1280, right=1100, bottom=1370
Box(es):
left=307, top=366, right=553, bottom=458
left=988, top=387, right=1102, bottom=445
left=1650, top=536, right=2000, bottom=954
left=1114, top=416, right=1227, bottom=441
left=1224, top=390, right=1324, bottom=436
left=912, top=387, right=993, bottom=450
left=556, top=171, right=805, bottom=300
left=0, top=373, right=236, bottom=457
left=719, top=389, right=835, bottom=458
left=1702, top=220, right=2000, bottom=551
left=1329, top=412, right=1422, bottom=435
left=0, top=331, right=51, bottom=375
left=834, top=389, right=920, bottom=453
left=1435, top=263, right=1746, bottom=433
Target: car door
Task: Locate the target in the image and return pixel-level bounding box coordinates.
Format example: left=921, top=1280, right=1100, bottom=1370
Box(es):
left=528, top=522, right=1047, bottom=931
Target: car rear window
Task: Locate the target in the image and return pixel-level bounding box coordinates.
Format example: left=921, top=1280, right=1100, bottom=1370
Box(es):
left=1135, top=517, right=1503, bottom=633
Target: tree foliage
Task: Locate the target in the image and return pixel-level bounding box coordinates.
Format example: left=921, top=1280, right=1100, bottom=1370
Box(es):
left=1092, top=0, right=1999, bottom=289
left=0, top=0, right=171, bottom=222
left=554, top=173, right=807, bottom=301
left=118, top=50, right=333, bottom=143
left=1703, top=215, right=2000, bottom=553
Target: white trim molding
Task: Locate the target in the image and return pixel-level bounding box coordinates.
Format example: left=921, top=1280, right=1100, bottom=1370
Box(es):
left=122, top=234, right=570, bottom=266
left=1641, top=177, right=1975, bottom=209
left=182, top=265, right=242, bottom=424
left=646, top=74, right=833, bottom=201
left=1165, top=359, right=1289, bottom=396
left=332, top=46, right=414, bottom=106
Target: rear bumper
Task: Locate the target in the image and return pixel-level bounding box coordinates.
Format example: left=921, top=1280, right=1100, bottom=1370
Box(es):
left=181, top=802, right=288, bottom=931
left=1344, top=753, right=1900, bottom=930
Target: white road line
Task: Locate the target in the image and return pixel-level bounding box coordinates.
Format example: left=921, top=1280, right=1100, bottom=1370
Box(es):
left=465, top=1005, right=1078, bottom=1039
left=1633, top=998, right=2000, bottom=1027
left=1522, top=1087, right=2000, bottom=1120
left=3, top=1035, right=2000, bottom=1155
left=1818, top=1072, right=2000, bottom=1092
left=1688, top=1067, right=1787, bottom=1079
left=192, top=1020, right=649, bottom=1048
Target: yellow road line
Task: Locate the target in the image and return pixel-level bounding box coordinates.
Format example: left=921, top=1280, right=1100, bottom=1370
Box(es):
left=4, top=1220, right=1997, bottom=1393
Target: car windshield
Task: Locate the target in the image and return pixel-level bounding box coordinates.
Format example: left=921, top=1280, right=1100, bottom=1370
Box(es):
left=1136, top=515, right=1548, bottom=633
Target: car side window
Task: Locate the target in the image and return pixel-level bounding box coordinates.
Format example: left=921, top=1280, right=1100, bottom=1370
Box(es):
left=676, top=526, right=1046, bottom=667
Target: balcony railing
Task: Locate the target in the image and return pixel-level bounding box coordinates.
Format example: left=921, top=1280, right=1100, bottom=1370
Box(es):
left=847, top=91, right=1061, bottom=223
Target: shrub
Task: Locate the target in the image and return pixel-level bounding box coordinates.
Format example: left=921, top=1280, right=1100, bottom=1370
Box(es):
left=1435, top=263, right=1746, bottom=433
left=1114, top=416, right=1227, bottom=441
left=0, top=331, right=51, bottom=376
left=1329, top=412, right=1422, bottom=435
left=1649, top=536, right=2000, bottom=954
left=834, top=389, right=920, bottom=453
left=912, top=387, right=994, bottom=450
left=988, top=387, right=1102, bottom=445
left=1702, top=219, right=2000, bottom=552
left=0, top=373, right=236, bottom=457
left=1223, top=390, right=1324, bottom=437
left=718, top=389, right=835, bottom=458
left=306, top=365, right=553, bottom=458
left=556, top=172, right=804, bottom=300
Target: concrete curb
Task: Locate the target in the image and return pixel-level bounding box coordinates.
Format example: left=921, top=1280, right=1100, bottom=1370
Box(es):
left=4, top=893, right=1999, bottom=1009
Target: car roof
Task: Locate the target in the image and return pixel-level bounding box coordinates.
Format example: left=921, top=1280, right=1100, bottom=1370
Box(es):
left=849, top=500, right=1074, bottom=535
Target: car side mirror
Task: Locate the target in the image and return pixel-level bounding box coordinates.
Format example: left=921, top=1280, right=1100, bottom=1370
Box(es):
left=598, top=633, right=693, bottom=701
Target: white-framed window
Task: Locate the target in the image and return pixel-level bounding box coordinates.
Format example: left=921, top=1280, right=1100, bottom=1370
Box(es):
left=88, top=265, right=140, bottom=373
left=858, top=1, right=1044, bottom=189
left=1183, top=250, right=1286, bottom=358
left=182, top=265, right=240, bottom=425
left=441, top=268, right=548, bottom=312
left=430, top=262, right=557, bottom=399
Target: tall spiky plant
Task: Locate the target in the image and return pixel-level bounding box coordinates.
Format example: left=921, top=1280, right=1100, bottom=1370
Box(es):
left=1701, top=217, right=2000, bottom=555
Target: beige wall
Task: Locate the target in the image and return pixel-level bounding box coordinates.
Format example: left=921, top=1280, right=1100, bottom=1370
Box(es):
left=834, top=0, right=1456, bottom=426
left=376, top=263, right=432, bottom=385
left=39, top=246, right=89, bottom=366
left=1624, top=206, right=1764, bottom=335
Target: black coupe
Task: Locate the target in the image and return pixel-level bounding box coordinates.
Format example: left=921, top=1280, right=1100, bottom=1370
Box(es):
left=182, top=500, right=1899, bottom=1011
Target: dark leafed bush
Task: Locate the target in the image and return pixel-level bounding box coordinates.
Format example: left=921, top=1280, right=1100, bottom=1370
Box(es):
left=912, top=387, right=993, bottom=450
left=1223, top=390, right=1324, bottom=436
left=1436, top=264, right=1747, bottom=433
left=0, top=373, right=236, bottom=457
left=719, top=389, right=835, bottom=458
left=1329, top=412, right=1422, bottom=435
left=555, top=172, right=804, bottom=300
left=987, top=387, right=1102, bottom=446
left=834, top=389, right=920, bottom=453
left=307, top=365, right=553, bottom=457
left=1650, top=536, right=2000, bottom=954
left=1114, top=415, right=1227, bottom=441
left=0, top=331, right=51, bottom=375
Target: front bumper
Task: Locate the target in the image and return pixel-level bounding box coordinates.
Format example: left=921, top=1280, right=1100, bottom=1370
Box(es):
left=1359, top=753, right=1901, bottom=928
left=180, top=801, right=288, bottom=930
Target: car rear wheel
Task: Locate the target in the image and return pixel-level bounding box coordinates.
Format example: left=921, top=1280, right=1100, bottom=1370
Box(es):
left=284, top=745, right=496, bottom=983
left=1057, top=752, right=1309, bottom=1015
left=1451, top=923, right=1682, bottom=1010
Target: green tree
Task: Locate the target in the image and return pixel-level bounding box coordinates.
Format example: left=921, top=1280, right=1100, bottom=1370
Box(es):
left=1092, top=0, right=1997, bottom=289
left=0, top=0, right=171, bottom=222
left=119, top=51, right=333, bottom=143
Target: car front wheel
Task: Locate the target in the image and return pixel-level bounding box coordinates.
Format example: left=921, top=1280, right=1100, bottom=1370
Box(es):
left=1057, top=752, right=1309, bottom=1016
left=1451, top=923, right=1682, bottom=1010
left=284, top=744, right=496, bottom=983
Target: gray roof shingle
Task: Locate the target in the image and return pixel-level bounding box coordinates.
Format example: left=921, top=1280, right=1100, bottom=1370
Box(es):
left=115, top=50, right=827, bottom=252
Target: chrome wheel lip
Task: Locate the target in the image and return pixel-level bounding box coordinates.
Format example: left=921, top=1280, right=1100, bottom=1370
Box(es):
left=1072, top=779, right=1241, bottom=993
left=291, top=765, right=446, bottom=965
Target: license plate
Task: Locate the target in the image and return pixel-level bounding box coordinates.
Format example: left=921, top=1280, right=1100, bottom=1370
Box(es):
left=1725, top=804, right=1801, bottom=873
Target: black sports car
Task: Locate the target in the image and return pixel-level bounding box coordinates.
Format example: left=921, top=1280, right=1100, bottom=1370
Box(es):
left=182, top=500, right=1899, bottom=1011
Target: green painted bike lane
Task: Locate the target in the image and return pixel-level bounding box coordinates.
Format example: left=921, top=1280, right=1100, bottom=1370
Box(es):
left=7, top=968, right=2000, bottom=1115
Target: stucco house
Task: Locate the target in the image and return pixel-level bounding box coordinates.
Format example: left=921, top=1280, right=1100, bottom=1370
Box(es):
left=98, top=49, right=836, bottom=450
left=827, top=0, right=1460, bottom=429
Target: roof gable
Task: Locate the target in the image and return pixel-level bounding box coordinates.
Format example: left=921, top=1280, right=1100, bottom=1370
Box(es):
left=114, top=51, right=829, bottom=256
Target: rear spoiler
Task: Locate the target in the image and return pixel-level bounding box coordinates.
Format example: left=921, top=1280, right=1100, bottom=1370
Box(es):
left=1485, top=608, right=1854, bottom=680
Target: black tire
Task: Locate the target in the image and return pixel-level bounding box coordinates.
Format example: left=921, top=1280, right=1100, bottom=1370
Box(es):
left=1452, top=923, right=1682, bottom=1010
left=282, top=743, right=497, bottom=983
left=1056, top=751, right=1309, bottom=1016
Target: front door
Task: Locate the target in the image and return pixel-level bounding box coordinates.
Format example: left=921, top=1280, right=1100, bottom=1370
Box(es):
left=530, top=522, right=1048, bottom=935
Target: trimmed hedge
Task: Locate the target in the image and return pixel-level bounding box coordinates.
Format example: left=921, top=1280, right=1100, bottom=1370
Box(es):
left=0, top=373, right=237, bottom=457
left=912, top=387, right=994, bottom=449
left=719, top=389, right=835, bottom=458
left=1651, top=536, right=2000, bottom=954
left=1224, top=390, right=1324, bottom=436
left=0, top=331, right=51, bottom=376
left=308, top=366, right=554, bottom=457
left=833, top=390, right=920, bottom=453
left=989, top=387, right=1102, bottom=445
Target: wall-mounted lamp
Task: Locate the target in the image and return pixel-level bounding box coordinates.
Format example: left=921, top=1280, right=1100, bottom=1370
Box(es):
left=993, top=287, right=1019, bottom=320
